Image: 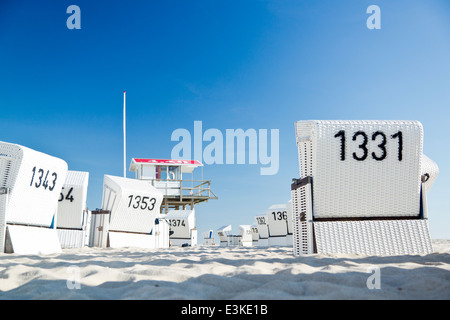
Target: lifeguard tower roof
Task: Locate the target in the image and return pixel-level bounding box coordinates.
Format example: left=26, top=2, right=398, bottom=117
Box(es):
left=130, top=158, right=202, bottom=173
left=129, top=158, right=216, bottom=213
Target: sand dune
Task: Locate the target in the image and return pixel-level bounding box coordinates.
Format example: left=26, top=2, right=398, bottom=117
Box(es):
left=0, top=239, right=449, bottom=300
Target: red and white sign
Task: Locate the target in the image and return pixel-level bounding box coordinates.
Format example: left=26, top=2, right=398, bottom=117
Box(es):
left=132, top=158, right=202, bottom=166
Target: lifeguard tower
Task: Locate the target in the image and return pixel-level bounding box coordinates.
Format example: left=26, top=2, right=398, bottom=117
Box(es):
left=129, top=159, right=217, bottom=213
left=129, top=158, right=217, bottom=246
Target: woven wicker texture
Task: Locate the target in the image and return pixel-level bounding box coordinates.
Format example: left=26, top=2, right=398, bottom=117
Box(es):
left=295, top=120, right=422, bottom=219
left=291, top=178, right=314, bottom=255
left=57, top=229, right=87, bottom=249
left=286, top=200, right=294, bottom=236
left=421, top=154, right=439, bottom=195
left=0, top=192, right=8, bottom=252
left=314, top=219, right=432, bottom=255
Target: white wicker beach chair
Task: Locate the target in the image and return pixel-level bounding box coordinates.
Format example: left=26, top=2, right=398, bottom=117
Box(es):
left=154, top=214, right=170, bottom=249
left=90, top=175, right=165, bottom=249
left=56, top=170, right=90, bottom=248
left=286, top=200, right=294, bottom=245
left=227, top=234, right=241, bottom=246
left=166, top=209, right=197, bottom=246
left=266, top=204, right=289, bottom=246
left=251, top=224, right=259, bottom=246
left=291, top=120, right=438, bottom=256
left=239, top=225, right=253, bottom=247
left=216, top=224, right=232, bottom=246
left=254, top=214, right=269, bottom=246
left=0, top=141, right=68, bottom=254
left=202, top=230, right=215, bottom=246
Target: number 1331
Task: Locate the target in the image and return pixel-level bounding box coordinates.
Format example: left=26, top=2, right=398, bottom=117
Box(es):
left=334, top=130, right=403, bottom=162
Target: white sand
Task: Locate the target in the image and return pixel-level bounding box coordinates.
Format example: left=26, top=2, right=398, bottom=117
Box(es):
left=0, top=239, right=449, bottom=300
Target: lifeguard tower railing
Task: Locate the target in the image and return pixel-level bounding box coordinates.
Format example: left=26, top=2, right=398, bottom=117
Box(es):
left=142, top=178, right=218, bottom=213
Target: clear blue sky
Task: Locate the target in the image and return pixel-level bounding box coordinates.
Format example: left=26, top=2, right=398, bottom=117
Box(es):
left=1, top=0, right=449, bottom=240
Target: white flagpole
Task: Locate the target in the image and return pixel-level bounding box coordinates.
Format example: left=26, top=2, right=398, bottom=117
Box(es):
left=123, top=91, right=126, bottom=178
